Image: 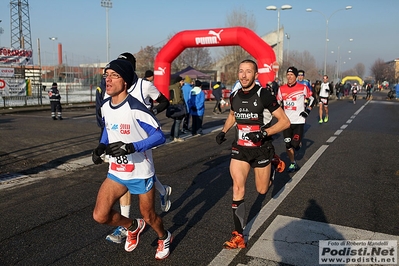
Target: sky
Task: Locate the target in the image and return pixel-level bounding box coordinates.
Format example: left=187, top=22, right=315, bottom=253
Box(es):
left=0, top=0, right=397, bottom=76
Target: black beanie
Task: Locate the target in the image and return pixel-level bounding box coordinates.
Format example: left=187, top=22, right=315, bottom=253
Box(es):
left=286, top=66, right=298, bottom=77
left=174, top=76, right=183, bottom=83
left=195, top=80, right=202, bottom=87
left=144, top=70, right=154, bottom=78
left=117, top=52, right=136, bottom=71
left=105, top=59, right=134, bottom=88
left=52, top=82, right=57, bottom=87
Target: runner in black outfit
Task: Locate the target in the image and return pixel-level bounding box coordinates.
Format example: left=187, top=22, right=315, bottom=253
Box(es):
left=215, top=59, right=290, bottom=249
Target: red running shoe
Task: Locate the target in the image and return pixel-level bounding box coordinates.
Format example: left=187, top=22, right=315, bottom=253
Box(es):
left=124, top=218, right=146, bottom=252
left=223, top=231, right=246, bottom=249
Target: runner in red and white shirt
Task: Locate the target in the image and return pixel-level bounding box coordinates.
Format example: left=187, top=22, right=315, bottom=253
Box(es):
left=276, top=66, right=315, bottom=172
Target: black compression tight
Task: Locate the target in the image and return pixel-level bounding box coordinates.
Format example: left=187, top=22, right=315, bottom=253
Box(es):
left=232, top=199, right=245, bottom=234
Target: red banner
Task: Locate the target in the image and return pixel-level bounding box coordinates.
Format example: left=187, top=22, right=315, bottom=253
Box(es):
left=0, top=47, right=33, bottom=66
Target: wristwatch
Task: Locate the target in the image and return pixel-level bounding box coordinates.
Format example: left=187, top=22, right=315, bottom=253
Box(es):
left=262, top=129, right=268, bottom=137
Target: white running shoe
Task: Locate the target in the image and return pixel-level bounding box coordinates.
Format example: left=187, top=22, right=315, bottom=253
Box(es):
left=160, top=185, right=172, bottom=212
left=155, top=231, right=173, bottom=260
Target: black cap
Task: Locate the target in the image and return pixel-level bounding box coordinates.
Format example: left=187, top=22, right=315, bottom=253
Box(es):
left=52, top=82, right=57, bottom=87
left=117, top=52, right=136, bottom=71
left=144, top=70, right=154, bottom=78
left=174, top=76, right=183, bottom=83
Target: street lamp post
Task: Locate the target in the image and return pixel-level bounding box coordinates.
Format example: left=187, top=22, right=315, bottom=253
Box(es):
left=101, top=0, right=112, bottom=63
left=338, top=51, right=352, bottom=79
left=285, top=33, right=290, bottom=63
left=0, top=20, right=3, bottom=47
left=336, top=38, right=353, bottom=79
left=49, top=37, right=58, bottom=82
left=330, top=38, right=353, bottom=81
left=330, top=50, right=338, bottom=80
left=266, top=4, right=292, bottom=77
left=306, top=6, right=352, bottom=75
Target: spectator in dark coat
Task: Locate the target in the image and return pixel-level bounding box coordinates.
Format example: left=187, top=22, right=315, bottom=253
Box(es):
left=271, top=77, right=280, bottom=96
left=212, top=81, right=223, bottom=114
left=48, top=82, right=62, bottom=120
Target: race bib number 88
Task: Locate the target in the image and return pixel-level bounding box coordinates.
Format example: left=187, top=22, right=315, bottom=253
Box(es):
left=110, top=155, right=134, bottom=172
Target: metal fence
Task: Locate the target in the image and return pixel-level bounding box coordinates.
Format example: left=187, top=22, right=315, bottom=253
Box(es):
left=1, top=85, right=97, bottom=108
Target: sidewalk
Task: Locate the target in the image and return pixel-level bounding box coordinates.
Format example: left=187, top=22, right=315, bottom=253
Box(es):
left=0, top=102, right=96, bottom=114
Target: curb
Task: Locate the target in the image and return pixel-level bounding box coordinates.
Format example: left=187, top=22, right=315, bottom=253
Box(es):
left=0, top=102, right=95, bottom=114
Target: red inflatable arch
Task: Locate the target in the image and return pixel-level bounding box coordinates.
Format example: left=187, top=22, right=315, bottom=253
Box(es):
left=153, top=26, right=276, bottom=99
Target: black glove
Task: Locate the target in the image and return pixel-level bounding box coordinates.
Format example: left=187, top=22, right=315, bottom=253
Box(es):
left=107, top=141, right=135, bottom=157
left=300, top=108, right=311, bottom=118
left=92, top=143, right=106, bottom=164
left=216, top=131, right=226, bottom=145
left=246, top=132, right=263, bottom=143
left=151, top=108, right=158, bottom=115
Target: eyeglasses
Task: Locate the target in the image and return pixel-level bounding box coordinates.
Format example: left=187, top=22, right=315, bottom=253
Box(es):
left=103, top=73, right=121, bottom=79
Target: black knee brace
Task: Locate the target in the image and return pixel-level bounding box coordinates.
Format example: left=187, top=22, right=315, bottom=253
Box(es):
left=284, top=137, right=292, bottom=150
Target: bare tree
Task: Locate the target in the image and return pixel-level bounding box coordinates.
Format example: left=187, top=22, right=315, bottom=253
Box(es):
left=219, top=8, right=257, bottom=85
left=370, top=58, right=390, bottom=84
left=172, top=47, right=213, bottom=72
left=134, top=46, right=161, bottom=77
left=151, top=33, right=214, bottom=73
left=283, top=50, right=318, bottom=83
left=384, top=65, right=396, bottom=84
left=341, top=69, right=357, bottom=78
left=354, top=63, right=365, bottom=78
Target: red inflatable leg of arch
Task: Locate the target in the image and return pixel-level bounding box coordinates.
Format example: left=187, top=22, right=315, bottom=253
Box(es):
left=153, top=26, right=276, bottom=99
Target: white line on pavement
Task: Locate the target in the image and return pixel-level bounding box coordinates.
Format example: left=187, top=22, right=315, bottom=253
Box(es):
left=209, top=100, right=370, bottom=266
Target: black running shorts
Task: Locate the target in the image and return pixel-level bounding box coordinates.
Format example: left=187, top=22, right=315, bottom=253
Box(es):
left=283, top=123, right=304, bottom=150
left=231, top=141, right=275, bottom=168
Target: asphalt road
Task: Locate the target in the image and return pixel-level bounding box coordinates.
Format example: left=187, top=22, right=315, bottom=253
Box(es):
left=0, top=91, right=398, bottom=266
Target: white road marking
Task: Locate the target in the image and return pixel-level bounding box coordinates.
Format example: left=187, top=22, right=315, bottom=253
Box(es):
left=209, top=100, right=371, bottom=265
left=247, top=215, right=399, bottom=266
left=334, top=130, right=343, bottom=135
left=326, top=136, right=337, bottom=143
left=209, top=145, right=329, bottom=266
